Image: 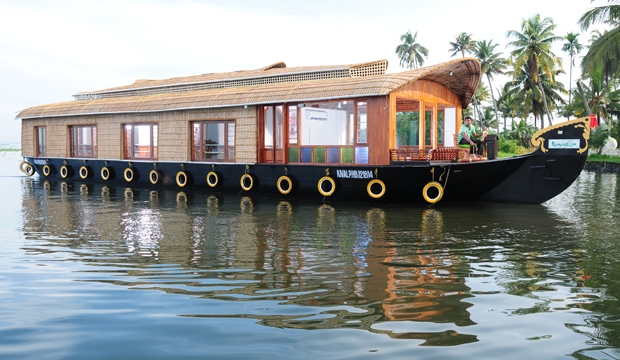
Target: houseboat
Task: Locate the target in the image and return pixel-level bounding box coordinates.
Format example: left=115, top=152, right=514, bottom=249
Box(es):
left=16, top=58, right=590, bottom=204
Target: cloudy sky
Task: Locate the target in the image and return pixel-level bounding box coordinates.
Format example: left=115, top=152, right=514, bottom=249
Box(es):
left=0, top=0, right=605, bottom=144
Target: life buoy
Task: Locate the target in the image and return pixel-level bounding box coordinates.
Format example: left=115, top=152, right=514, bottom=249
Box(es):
left=240, top=174, right=253, bottom=191
left=79, top=166, right=89, bottom=179
left=317, top=176, right=336, bottom=196
left=206, top=171, right=219, bottom=187
left=100, top=167, right=110, bottom=181
left=422, top=181, right=444, bottom=204
left=60, top=165, right=69, bottom=179
left=19, top=161, right=30, bottom=173
left=367, top=179, right=386, bottom=199
left=24, top=164, right=35, bottom=176
left=124, top=168, right=134, bottom=182
left=176, top=171, right=188, bottom=187
left=277, top=175, right=293, bottom=195
left=149, top=170, right=159, bottom=185
left=42, top=165, right=51, bottom=177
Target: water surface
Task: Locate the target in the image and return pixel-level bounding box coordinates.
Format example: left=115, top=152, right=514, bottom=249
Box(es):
left=2, top=152, right=620, bottom=359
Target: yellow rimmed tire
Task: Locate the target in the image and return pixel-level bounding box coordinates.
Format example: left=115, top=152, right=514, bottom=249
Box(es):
left=422, top=181, right=444, bottom=204
left=176, top=171, right=188, bottom=187
left=19, top=161, right=30, bottom=173
left=42, top=165, right=51, bottom=177
left=206, top=171, right=219, bottom=188
left=79, top=166, right=89, bottom=180
left=100, top=167, right=110, bottom=181
left=367, top=179, right=386, bottom=199
left=240, top=174, right=253, bottom=191
left=60, top=165, right=69, bottom=179
left=277, top=175, right=293, bottom=195
left=24, top=164, right=35, bottom=176
left=124, top=168, right=134, bottom=182
left=317, top=176, right=336, bottom=197
left=149, top=170, right=159, bottom=185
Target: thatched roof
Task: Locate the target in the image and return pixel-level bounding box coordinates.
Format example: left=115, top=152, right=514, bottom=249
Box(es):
left=16, top=58, right=480, bottom=119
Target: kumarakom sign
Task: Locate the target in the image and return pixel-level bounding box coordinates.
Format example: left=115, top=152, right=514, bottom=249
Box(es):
left=549, top=139, right=580, bottom=149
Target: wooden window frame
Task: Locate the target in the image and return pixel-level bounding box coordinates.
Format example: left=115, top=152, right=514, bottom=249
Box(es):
left=35, top=126, right=46, bottom=157
left=70, top=125, right=97, bottom=158
left=123, top=123, right=158, bottom=160
left=191, top=120, right=235, bottom=162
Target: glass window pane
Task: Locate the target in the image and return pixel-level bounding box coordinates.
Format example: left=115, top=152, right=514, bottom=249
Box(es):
left=357, top=102, right=367, bottom=144
left=300, top=101, right=353, bottom=146
left=396, top=111, right=420, bottom=146
left=264, top=106, right=274, bottom=148
left=288, top=105, right=298, bottom=144
left=425, top=106, right=433, bottom=147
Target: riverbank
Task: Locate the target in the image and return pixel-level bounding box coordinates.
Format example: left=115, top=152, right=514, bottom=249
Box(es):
left=585, top=161, right=620, bottom=173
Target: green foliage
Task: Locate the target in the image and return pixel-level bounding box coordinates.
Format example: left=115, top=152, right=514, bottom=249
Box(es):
left=590, top=127, right=610, bottom=154
left=587, top=153, right=620, bottom=163
left=396, top=111, right=419, bottom=146
left=498, top=137, right=519, bottom=153
left=502, top=119, right=537, bottom=148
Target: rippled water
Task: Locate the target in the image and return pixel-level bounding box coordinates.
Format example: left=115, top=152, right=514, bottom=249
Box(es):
left=2, top=151, right=620, bottom=359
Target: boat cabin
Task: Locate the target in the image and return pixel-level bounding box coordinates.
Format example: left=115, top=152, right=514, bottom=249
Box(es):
left=17, top=58, right=481, bottom=166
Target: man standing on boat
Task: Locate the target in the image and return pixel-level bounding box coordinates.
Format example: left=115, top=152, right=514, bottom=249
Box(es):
left=457, top=116, right=485, bottom=156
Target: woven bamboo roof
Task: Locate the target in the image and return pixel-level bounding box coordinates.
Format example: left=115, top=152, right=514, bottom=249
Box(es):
left=17, top=58, right=480, bottom=119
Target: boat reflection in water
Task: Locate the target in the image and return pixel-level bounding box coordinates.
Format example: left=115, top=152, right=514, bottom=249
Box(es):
left=19, top=177, right=604, bottom=349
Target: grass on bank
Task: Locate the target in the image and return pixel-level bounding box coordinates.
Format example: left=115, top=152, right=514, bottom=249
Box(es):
left=0, top=148, right=20, bottom=152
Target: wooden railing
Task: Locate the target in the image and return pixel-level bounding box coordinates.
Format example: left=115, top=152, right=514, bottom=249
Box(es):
left=389, top=146, right=469, bottom=162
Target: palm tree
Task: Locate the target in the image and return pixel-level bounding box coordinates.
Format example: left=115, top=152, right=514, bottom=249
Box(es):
left=502, top=64, right=566, bottom=128
left=449, top=32, right=477, bottom=58
left=471, top=82, right=491, bottom=126
left=475, top=39, right=508, bottom=134
left=506, top=14, right=563, bottom=128
left=497, top=87, right=523, bottom=131
left=395, top=30, right=429, bottom=69
left=579, top=2, right=620, bottom=84
left=569, top=75, right=620, bottom=128
left=561, top=32, right=583, bottom=118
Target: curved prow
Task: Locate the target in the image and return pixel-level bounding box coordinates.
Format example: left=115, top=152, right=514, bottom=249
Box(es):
left=480, top=117, right=590, bottom=204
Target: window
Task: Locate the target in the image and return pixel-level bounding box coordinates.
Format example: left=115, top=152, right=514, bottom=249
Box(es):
left=396, top=99, right=421, bottom=146
left=192, top=121, right=235, bottom=161
left=124, top=124, right=158, bottom=159
left=70, top=125, right=97, bottom=158
left=356, top=102, right=368, bottom=144
left=35, top=126, right=46, bottom=156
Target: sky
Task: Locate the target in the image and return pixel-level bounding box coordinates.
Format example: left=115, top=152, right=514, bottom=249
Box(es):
left=0, top=0, right=607, bottom=144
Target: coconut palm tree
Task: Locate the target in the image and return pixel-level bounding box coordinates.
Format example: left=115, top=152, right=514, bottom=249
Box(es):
left=579, top=2, right=620, bottom=84
left=497, top=87, right=523, bottom=131
left=506, top=14, right=563, bottom=128
left=395, top=30, right=429, bottom=69
left=569, top=75, right=620, bottom=127
left=502, top=64, right=566, bottom=128
left=561, top=32, right=583, bottom=118
left=475, top=39, right=508, bottom=134
left=449, top=32, right=477, bottom=58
